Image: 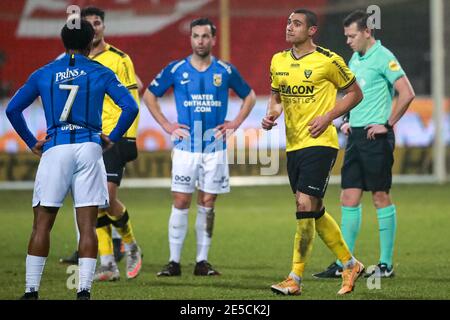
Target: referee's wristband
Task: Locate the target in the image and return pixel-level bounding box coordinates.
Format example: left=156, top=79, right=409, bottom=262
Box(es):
left=384, top=121, right=393, bottom=130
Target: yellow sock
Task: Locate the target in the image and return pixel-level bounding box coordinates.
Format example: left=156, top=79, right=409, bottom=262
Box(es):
left=291, top=218, right=315, bottom=278
left=107, top=209, right=136, bottom=245
left=97, top=212, right=113, bottom=257
left=315, top=211, right=352, bottom=264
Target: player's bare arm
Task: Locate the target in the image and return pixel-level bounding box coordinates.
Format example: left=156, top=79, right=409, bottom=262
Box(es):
left=135, top=74, right=144, bottom=92
left=366, top=75, right=415, bottom=140
left=262, top=91, right=283, bottom=130
left=389, top=75, right=416, bottom=125
left=309, top=81, right=362, bottom=138
left=215, top=89, right=256, bottom=138
left=143, top=89, right=190, bottom=139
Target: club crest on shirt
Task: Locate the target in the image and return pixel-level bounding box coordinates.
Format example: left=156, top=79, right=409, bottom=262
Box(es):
left=213, top=73, right=222, bottom=87
left=304, top=69, right=312, bottom=79
left=388, top=60, right=401, bottom=71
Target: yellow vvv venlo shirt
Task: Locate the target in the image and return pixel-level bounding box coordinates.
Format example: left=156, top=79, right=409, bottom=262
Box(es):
left=270, top=47, right=355, bottom=152
left=90, top=44, right=140, bottom=138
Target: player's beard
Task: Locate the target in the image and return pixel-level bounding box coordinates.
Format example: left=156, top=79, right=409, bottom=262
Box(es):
left=194, top=47, right=211, bottom=58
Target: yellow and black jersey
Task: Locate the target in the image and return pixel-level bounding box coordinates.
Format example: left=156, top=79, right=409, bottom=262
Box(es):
left=270, top=46, right=355, bottom=152
left=90, top=43, right=140, bottom=138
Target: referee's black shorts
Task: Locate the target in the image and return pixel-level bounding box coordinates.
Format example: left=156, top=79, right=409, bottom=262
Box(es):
left=341, top=127, right=395, bottom=192
left=103, top=137, right=138, bottom=186
left=287, top=146, right=338, bottom=199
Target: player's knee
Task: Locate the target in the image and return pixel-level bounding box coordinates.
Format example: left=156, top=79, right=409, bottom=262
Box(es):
left=173, top=191, right=193, bottom=209
left=341, top=194, right=359, bottom=207
left=174, top=198, right=191, bottom=209
left=296, top=199, right=322, bottom=212
left=79, top=228, right=97, bottom=242
left=296, top=201, right=319, bottom=212
left=30, top=228, right=40, bottom=240
left=199, top=195, right=217, bottom=207
left=372, top=191, right=391, bottom=208
left=340, top=192, right=360, bottom=207
left=34, top=221, right=54, bottom=234
left=296, top=200, right=308, bottom=212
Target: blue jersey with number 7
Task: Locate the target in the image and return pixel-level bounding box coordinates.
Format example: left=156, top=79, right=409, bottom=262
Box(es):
left=6, top=53, right=138, bottom=153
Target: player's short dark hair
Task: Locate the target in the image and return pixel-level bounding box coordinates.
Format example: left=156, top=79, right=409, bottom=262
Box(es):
left=343, top=10, right=374, bottom=35
left=81, top=6, right=105, bottom=21
left=61, top=19, right=95, bottom=50
left=190, top=18, right=216, bottom=36
left=293, top=9, right=318, bottom=27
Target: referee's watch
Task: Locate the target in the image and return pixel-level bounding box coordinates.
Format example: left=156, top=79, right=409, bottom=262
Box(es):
left=384, top=121, right=393, bottom=130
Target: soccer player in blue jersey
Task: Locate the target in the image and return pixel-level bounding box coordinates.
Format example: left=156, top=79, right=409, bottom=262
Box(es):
left=6, top=19, right=138, bottom=300
left=61, top=7, right=144, bottom=282
left=143, top=18, right=256, bottom=276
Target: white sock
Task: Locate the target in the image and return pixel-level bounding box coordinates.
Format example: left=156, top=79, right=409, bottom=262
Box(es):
left=78, top=258, right=96, bottom=293
left=25, top=255, right=46, bottom=293
left=124, top=242, right=137, bottom=252
left=343, top=256, right=357, bottom=269
left=289, top=272, right=302, bottom=285
left=73, top=207, right=80, bottom=244
left=168, top=206, right=189, bottom=263
left=196, top=206, right=214, bottom=262
left=99, top=254, right=115, bottom=266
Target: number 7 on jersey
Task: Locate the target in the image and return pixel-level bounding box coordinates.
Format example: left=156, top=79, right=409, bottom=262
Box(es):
left=59, top=84, right=79, bottom=121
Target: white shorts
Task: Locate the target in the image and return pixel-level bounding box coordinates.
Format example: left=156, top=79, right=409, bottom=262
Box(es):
left=32, top=142, right=108, bottom=208
left=171, top=148, right=230, bottom=194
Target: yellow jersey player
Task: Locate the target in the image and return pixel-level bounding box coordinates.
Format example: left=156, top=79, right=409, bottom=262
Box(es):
left=83, top=6, right=142, bottom=281
left=262, top=8, right=364, bottom=296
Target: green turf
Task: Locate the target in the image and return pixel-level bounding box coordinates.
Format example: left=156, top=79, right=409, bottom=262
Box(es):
left=0, top=184, right=449, bottom=300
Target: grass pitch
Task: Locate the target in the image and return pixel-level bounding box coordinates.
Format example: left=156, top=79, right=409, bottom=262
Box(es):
left=0, top=184, right=449, bottom=300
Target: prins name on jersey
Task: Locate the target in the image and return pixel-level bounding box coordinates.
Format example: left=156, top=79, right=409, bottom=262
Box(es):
left=55, top=68, right=87, bottom=83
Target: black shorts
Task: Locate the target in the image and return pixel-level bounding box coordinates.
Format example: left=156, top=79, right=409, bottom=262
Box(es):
left=287, top=146, right=338, bottom=198
left=341, top=127, right=395, bottom=192
left=103, top=137, right=138, bottom=186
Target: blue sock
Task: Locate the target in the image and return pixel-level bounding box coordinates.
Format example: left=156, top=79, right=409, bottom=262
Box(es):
left=377, top=205, right=397, bottom=268
left=336, top=205, right=362, bottom=267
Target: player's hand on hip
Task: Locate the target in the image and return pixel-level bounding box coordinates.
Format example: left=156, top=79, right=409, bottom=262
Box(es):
left=308, top=114, right=332, bottom=138
left=365, top=124, right=387, bottom=140
left=215, top=120, right=239, bottom=139
left=31, top=136, right=51, bottom=157
left=164, top=123, right=190, bottom=140
left=340, top=122, right=351, bottom=135
left=100, top=133, right=114, bottom=152
left=261, top=115, right=277, bottom=131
